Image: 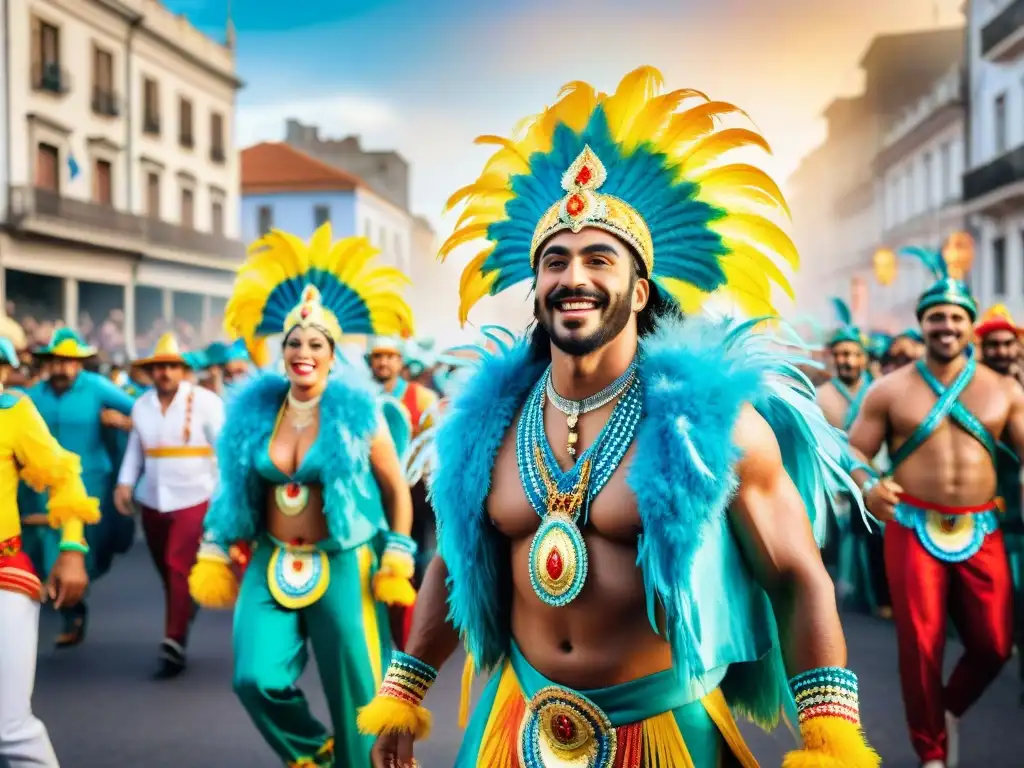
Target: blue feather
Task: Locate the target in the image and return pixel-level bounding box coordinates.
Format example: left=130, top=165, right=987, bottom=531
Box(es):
left=257, top=268, right=375, bottom=337
left=830, top=297, right=853, bottom=328
left=898, top=246, right=947, bottom=280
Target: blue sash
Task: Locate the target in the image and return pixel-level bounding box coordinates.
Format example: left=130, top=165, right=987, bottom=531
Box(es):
left=832, top=374, right=871, bottom=432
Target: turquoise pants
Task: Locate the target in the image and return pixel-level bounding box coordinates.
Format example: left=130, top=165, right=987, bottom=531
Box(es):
left=232, top=537, right=392, bottom=767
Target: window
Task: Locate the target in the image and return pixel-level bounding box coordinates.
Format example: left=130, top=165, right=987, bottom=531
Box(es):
left=258, top=205, right=273, bottom=235
left=181, top=187, right=194, bottom=228
left=35, top=143, right=59, bottom=191
left=995, top=93, right=1008, bottom=155
left=92, top=45, right=115, bottom=116
left=363, top=219, right=371, bottom=239
left=31, top=18, right=62, bottom=93
left=393, top=232, right=402, bottom=262
left=146, top=172, right=160, bottom=218
left=92, top=159, right=112, bottom=205
left=314, top=205, right=330, bottom=227
left=210, top=112, right=224, bottom=162
left=922, top=152, right=933, bottom=211
left=993, top=236, right=1007, bottom=296
left=939, top=142, right=951, bottom=203
left=179, top=97, right=193, bottom=148
left=143, top=78, right=159, bottom=134
left=378, top=226, right=386, bottom=249
left=211, top=200, right=224, bottom=235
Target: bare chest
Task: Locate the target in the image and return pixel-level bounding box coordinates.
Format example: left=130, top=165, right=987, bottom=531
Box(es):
left=889, top=375, right=1008, bottom=445
left=267, top=414, right=320, bottom=476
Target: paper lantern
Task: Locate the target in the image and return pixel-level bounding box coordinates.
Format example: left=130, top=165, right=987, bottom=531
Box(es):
left=943, top=231, right=975, bottom=279
left=872, top=248, right=897, bottom=286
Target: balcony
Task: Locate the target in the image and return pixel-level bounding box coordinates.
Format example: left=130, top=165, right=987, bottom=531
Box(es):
left=31, top=62, right=69, bottom=96
left=982, top=0, right=1024, bottom=62
left=7, top=186, right=245, bottom=262
left=91, top=87, right=121, bottom=118
left=962, top=144, right=1024, bottom=214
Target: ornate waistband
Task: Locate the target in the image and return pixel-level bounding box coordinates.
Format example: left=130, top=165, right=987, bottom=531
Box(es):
left=0, top=536, right=43, bottom=601
left=897, top=493, right=999, bottom=516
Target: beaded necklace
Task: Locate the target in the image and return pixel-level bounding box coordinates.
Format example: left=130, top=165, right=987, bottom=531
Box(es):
left=516, top=365, right=643, bottom=607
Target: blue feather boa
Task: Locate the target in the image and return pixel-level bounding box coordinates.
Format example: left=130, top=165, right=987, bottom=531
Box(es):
left=430, top=315, right=857, bottom=728
left=204, top=371, right=386, bottom=548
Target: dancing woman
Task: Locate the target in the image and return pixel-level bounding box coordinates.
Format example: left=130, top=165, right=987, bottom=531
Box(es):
left=189, top=224, right=417, bottom=768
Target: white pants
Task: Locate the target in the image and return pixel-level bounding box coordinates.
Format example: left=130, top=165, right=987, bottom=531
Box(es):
left=0, top=590, right=59, bottom=767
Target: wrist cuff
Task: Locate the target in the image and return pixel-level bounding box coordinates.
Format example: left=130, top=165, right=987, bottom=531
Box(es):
left=790, top=667, right=860, bottom=726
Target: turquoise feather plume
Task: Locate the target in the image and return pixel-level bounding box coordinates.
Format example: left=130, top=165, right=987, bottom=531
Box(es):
left=830, top=297, right=854, bottom=328
left=898, top=245, right=947, bottom=279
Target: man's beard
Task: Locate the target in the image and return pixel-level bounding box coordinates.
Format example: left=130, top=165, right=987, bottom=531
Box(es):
left=984, top=356, right=1014, bottom=375
left=48, top=374, right=70, bottom=392
left=835, top=365, right=863, bottom=386
left=535, top=285, right=633, bottom=357
left=926, top=335, right=964, bottom=364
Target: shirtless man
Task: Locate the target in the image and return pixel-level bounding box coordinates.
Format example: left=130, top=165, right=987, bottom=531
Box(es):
left=849, top=280, right=1022, bottom=768
left=358, top=69, right=877, bottom=768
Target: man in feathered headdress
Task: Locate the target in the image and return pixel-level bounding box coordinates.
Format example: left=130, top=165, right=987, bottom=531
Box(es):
left=975, top=303, right=1024, bottom=706
left=882, top=329, right=925, bottom=374
left=360, top=67, right=877, bottom=767
left=849, top=247, right=1023, bottom=766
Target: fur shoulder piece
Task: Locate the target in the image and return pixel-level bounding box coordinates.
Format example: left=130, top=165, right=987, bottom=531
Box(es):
left=204, top=371, right=382, bottom=546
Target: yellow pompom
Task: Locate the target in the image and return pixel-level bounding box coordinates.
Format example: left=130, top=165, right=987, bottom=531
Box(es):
left=380, top=550, right=415, bottom=579
left=188, top=556, right=239, bottom=609
left=783, top=717, right=880, bottom=768
left=373, top=572, right=417, bottom=606
left=357, top=694, right=432, bottom=740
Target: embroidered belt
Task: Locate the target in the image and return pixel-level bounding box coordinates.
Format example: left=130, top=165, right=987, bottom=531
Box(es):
left=895, top=493, right=1000, bottom=563
left=144, top=446, right=214, bottom=458
left=0, top=536, right=43, bottom=601
left=265, top=535, right=333, bottom=610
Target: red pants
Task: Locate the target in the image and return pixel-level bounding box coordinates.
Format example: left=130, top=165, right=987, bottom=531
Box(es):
left=141, top=501, right=208, bottom=645
left=885, top=521, right=1013, bottom=763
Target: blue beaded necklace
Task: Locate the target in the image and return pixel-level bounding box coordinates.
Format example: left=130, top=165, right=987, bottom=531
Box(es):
left=516, top=363, right=643, bottom=607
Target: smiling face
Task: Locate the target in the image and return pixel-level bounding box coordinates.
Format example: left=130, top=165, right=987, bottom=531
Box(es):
left=369, top=349, right=403, bottom=384
left=920, top=304, right=972, bottom=363
left=830, top=340, right=867, bottom=385
left=533, top=228, right=649, bottom=357
left=282, top=326, right=334, bottom=389
left=980, top=328, right=1019, bottom=375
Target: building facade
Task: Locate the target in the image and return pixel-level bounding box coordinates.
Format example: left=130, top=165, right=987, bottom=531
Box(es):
left=964, top=0, right=1024, bottom=318
left=0, top=0, right=244, bottom=359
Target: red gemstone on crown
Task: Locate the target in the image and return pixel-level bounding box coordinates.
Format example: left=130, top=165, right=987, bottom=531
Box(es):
left=286, top=483, right=300, bottom=498
left=546, top=548, right=564, bottom=580
left=552, top=713, right=576, bottom=744
left=300, top=306, right=311, bottom=319
left=566, top=194, right=584, bottom=216
left=575, top=166, right=592, bottom=186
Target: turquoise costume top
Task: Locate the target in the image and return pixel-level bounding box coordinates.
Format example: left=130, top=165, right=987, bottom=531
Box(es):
left=202, top=372, right=388, bottom=552
left=429, top=316, right=859, bottom=727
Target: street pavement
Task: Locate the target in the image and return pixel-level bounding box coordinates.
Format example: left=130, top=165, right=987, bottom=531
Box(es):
left=33, top=546, right=1024, bottom=767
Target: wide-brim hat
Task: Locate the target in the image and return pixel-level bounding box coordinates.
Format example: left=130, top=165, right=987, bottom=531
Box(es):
left=368, top=335, right=404, bottom=356
left=133, top=332, right=187, bottom=367
left=35, top=328, right=97, bottom=359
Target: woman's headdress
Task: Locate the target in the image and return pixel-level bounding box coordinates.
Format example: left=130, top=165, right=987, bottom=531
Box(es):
left=898, top=246, right=977, bottom=321
left=440, top=66, right=797, bottom=324
left=225, top=224, right=414, bottom=365
left=828, top=297, right=866, bottom=349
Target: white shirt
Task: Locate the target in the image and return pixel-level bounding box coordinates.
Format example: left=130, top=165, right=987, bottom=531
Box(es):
left=118, top=381, right=225, bottom=513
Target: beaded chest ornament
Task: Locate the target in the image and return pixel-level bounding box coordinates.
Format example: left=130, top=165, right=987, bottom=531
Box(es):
left=517, top=363, right=642, bottom=607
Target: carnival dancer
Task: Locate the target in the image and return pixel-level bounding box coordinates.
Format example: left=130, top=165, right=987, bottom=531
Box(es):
left=23, top=328, right=135, bottom=648
left=360, top=67, right=878, bottom=768
left=975, top=303, right=1024, bottom=706
left=113, top=332, right=225, bottom=678
left=849, top=247, right=1023, bottom=768
left=0, top=336, right=98, bottom=768
left=882, top=329, right=925, bottom=374
left=188, top=224, right=418, bottom=768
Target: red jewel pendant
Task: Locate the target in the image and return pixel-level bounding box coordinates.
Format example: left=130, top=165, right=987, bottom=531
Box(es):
left=286, top=483, right=300, bottom=498
left=551, top=713, right=576, bottom=744
left=575, top=165, right=592, bottom=186
left=292, top=559, right=303, bottom=572
left=546, top=548, right=564, bottom=580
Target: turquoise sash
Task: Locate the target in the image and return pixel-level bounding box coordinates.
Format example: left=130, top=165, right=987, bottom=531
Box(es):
left=832, top=374, right=871, bottom=432
left=890, top=357, right=995, bottom=470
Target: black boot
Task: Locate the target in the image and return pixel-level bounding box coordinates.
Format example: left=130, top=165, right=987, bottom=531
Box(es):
left=153, top=638, right=187, bottom=680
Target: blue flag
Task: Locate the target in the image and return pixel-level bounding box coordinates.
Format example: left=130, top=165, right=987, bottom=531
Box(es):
left=68, top=153, right=80, bottom=180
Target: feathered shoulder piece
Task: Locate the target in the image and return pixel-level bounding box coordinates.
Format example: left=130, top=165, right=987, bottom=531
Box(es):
left=898, top=245, right=977, bottom=321
left=441, top=66, right=797, bottom=324
left=225, top=223, right=414, bottom=366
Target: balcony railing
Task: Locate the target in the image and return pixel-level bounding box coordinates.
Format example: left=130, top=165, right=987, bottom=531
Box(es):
left=963, top=144, right=1024, bottom=201
left=91, top=87, right=121, bottom=117
left=8, top=186, right=245, bottom=260
left=982, top=0, right=1024, bottom=61
left=31, top=62, right=69, bottom=95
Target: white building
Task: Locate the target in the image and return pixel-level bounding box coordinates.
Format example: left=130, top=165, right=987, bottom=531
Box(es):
left=0, top=0, right=244, bottom=358
left=963, top=0, right=1024, bottom=318
left=872, top=64, right=966, bottom=329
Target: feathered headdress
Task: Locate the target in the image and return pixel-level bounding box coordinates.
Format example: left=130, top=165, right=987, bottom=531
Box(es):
left=975, top=303, right=1022, bottom=339
left=440, top=66, right=797, bottom=324
left=898, top=245, right=977, bottom=320
left=828, top=297, right=866, bottom=349
left=225, top=223, right=414, bottom=366
left=866, top=331, right=892, bottom=361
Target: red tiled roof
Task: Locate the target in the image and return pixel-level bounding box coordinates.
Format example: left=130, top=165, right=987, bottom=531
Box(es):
left=241, top=142, right=363, bottom=194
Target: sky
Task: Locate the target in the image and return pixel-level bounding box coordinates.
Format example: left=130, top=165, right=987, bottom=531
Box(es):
left=165, top=0, right=963, bottom=338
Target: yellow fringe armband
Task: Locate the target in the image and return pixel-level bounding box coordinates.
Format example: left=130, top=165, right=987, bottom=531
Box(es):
left=357, top=651, right=436, bottom=741
left=47, top=486, right=101, bottom=529
left=782, top=718, right=880, bottom=768
left=373, top=549, right=417, bottom=606
left=188, top=550, right=238, bottom=609
left=60, top=518, right=85, bottom=547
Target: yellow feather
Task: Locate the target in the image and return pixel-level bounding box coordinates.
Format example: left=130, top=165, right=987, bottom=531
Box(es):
left=453, top=198, right=513, bottom=234
left=458, top=249, right=499, bottom=325
left=620, top=90, right=691, bottom=153
left=658, top=101, right=748, bottom=157
left=715, top=213, right=799, bottom=268
left=693, top=163, right=792, bottom=218
left=444, top=175, right=513, bottom=213
left=676, top=128, right=772, bottom=175
left=701, top=188, right=792, bottom=222
left=604, top=65, right=664, bottom=142
left=640, top=711, right=694, bottom=768
left=721, top=239, right=795, bottom=300
left=659, top=277, right=708, bottom=314
left=474, top=135, right=530, bottom=168
left=440, top=223, right=491, bottom=259
left=460, top=246, right=494, bottom=293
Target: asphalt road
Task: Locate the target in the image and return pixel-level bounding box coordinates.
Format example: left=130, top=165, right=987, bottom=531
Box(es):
left=31, top=546, right=1024, bottom=767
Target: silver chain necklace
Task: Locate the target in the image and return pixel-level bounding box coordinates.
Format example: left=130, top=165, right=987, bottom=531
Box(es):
left=544, top=361, right=637, bottom=457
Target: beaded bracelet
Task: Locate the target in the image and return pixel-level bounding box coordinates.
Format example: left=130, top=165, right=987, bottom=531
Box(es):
left=385, top=532, right=418, bottom=559
left=790, top=667, right=860, bottom=726
left=379, top=651, right=438, bottom=707
left=58, top=541, right=89, bottom=555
